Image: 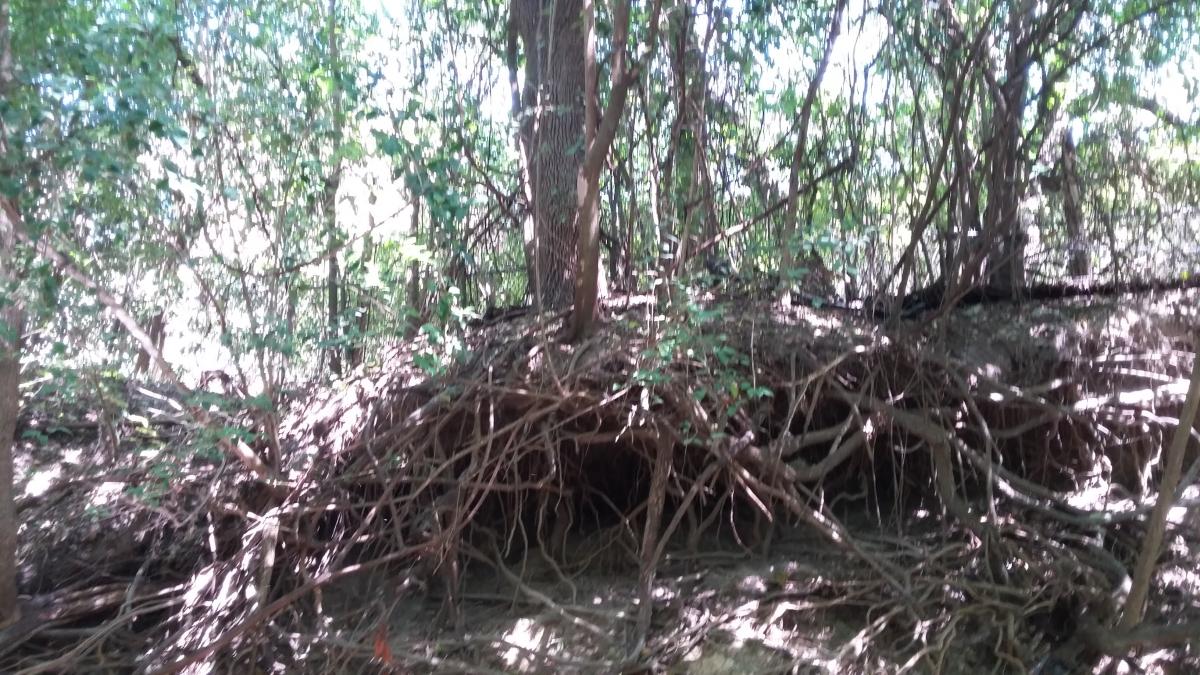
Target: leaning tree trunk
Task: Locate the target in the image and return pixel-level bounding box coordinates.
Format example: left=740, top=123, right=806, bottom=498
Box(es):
left=134, top=309, right=166, bottom=376
left=1121, top=331, right=1200, bottom=628
left=511, top=0, right=586, bottom=312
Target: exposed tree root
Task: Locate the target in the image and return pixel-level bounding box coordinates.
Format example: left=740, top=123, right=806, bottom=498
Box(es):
left=6, top=293, right=1200, bottom=673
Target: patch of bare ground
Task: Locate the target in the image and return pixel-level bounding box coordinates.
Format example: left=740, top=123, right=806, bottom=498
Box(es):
left=3, top=289, right=1200, bottom=673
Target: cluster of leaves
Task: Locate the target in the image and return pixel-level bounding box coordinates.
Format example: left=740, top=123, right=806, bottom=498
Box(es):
left=634, top=291, right=771, bottom=442
left=413, top=287, right=476, bottom=377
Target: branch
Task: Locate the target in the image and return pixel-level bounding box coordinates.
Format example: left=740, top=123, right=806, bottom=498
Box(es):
left=582, top=0, right=663, bottom=179
left=165, top=35, right=205, bottom=90
left=690, top=155, right=854, bottom=263
left=1120, top=332, right=1200, bottom=628
left=5, top=201, right=278, bottom=483
left=781, top=0, right=848, bottom=273
left=1128, top=93, right=1192, bottom=129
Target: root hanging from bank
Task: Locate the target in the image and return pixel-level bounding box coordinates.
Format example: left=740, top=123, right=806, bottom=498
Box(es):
left=5, top=292, right=1200, bottom=673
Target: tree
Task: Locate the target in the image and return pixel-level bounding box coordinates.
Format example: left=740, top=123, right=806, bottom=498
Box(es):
left=509, top=0, right=660, bottom=337
left=980, top=0, right=1035, bottom=293
left=509, top=0, right=587, bottom=312
left=0, top=0, right=20, bottom=629
left=1121, top=331, right=1200, bottom=628
left=1061, top=129, right=1088, bottom=277
left=0, top=206, right=19, bottom=634
left=567, top=0, right=660, bottom=340
left=779, top=0, right=847, bottom=283
left=324, top=0, right=345, bottom=376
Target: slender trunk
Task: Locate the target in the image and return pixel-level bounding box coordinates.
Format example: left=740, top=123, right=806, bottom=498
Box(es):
left=945, top=82, right=980, bottom=290
left=1121, top=332, right=1200, bottom=628
left=693, top=0, right=720, bottom=268
left=324, top=0, right=344, bottom=376
left=623, top=120, right=638, bottom=290
left=348, top=234, right=371, bottom=369
left=608, top=156, right=623, bottom=287
left=507, top=2, right=538, bottom=299
left=1061, top=129, right=1088, bottom=277
left=567, top=0, right=661, bottom=340
left=0, top=301, right=19, bottom=629
left=0, top=0, right=21, bottom=628
left=135, top=310, right=166, bottom=377
left=662, top=0, right=692, bottom=276
left=568, top=0, right=621, bottom=339
left=638, top=81, right=668, bottom=305
left=406, top=194, right=423, bottom=337
left=780, top=0, right=847, bottom=278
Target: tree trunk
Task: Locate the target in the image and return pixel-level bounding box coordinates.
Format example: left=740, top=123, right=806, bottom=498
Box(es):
left=665, top=0, right=696, bottom=277
left=637, top=81, right=668, bottom=305
left=324, top=0, right=344, bottom=376
left=623, top=121, right=638, bottom=290
left=405, top=193, right=423, bottom=337
left=0, top=299, right=19, bottom=630
left=1120, top=332, right=1200, bottom=628
left=607, top=159, right=623, bottom=288
left=1061, top=129, right=1088, bottom=277
left=983, top=0, right=1033, bottom=292
left=567, top=0, right=662, bottom=340
left=568, top=0, right=637, bottom=339
left=944, top=84, right=981, bottom=291
left=0, top=0, right=20, bottom=629
left=512, top=0, right=587, bottom=312
left=135, top=310, right=166, bottom=377
left=780, top=0, right=847, bottom=284
left=348, top=234, right=371, bottom=369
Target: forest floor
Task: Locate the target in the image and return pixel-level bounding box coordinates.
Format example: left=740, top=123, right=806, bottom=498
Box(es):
left=5, top=288, right=1200, bottom=673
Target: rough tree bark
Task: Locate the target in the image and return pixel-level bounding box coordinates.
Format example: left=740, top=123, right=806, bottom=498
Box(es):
left=510, top=0, right=659, bottom=336
left=511, top=0, right=587, bottom=312
left=0, top=0, right=21, bottom=629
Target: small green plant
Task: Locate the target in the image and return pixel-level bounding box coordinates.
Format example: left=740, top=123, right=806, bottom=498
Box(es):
left=414, top=286, right=475, bottom=377
left=634, top=293, right=772, bottom=438
left=21, top=428, right=50, bottom=445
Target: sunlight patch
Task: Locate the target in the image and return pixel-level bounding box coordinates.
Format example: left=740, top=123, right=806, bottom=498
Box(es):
left=499, top=617, right=555, bottom=670
left=89, top=480, right=126, bottom=507
left=23, top=465, right=62, bottom=498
